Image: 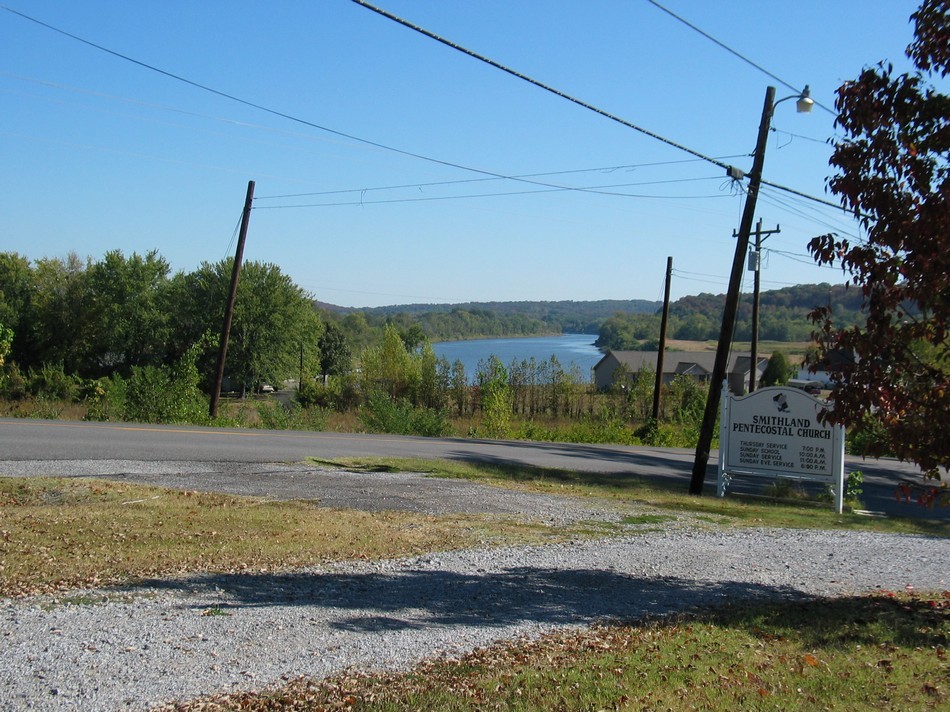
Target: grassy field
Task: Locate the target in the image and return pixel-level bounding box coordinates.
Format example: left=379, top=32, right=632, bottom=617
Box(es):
left=162, top=591, right=949, bottom=711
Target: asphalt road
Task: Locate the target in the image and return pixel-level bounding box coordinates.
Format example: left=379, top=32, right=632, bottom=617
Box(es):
left=0, top=417, right=945, bottom=520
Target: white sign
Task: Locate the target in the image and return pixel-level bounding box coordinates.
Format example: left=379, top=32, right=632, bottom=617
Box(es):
left=719, top=384, right=846, bottom=512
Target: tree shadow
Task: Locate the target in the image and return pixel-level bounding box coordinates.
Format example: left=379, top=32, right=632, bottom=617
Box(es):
left=137, top=565, right=807, bottom=634
left=700, top=593, right=949, bottom=651
left=439, top=450, right=717, bottom=494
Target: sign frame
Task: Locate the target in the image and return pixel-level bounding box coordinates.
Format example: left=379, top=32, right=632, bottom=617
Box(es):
left=718, top=382, right=846, bottom=513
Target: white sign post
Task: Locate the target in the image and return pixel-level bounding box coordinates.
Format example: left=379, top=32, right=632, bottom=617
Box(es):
left=718, top=383, right=846, bottom=513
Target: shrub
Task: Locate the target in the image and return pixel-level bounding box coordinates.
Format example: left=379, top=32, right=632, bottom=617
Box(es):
left=122, top=340, right=209, bottom=424
left=82, top=375, right=126, bottom=422
left=28, top=364, right=79, bottom=401
left=360, top=391, right=453, bottom=437
left=0, top=362, right=28, bottom=400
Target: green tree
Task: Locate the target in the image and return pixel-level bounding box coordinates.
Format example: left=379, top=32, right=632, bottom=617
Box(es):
left=449, top=359, right=469, bottom=416
left=761, top=351, right=793, bottom=387
left=317, top=320, right=352, bottom=378
left=807, top=0, right=949, bottom=477
left=176, top=259, right=318, bottom=396
left=360, top=324, right=417, bottom=399
left=29, top=253, right=91, bottom=374
left=476, top=355, right=512, bottom=438
left=84, top=250, right=172, bottom=375
left=0, top=252, right=35, bottom=366
left=0, top=321, right=12, bottom=388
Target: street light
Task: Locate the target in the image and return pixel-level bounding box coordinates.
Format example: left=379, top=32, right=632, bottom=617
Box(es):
left=688, top=85, right=812, bottom=496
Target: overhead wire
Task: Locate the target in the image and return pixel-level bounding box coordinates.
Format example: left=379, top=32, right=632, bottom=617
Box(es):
left=254, top=156, right=745, bottom=200
left=644, top=0, right=838, bottom=117
left=0, top=4, right=647, bottom=197
left=3, top=3, right=857, bottom=227
left=352, top=1, right=863, bottom=220
left=255, top=176, right=731, bottom=210
left=351, top=0, right=734, bottom=172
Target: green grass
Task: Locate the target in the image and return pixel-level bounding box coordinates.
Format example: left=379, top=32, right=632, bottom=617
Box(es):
left=162, top=591, right=950, bottom=711
left=310, top=457, right=950, bottom=538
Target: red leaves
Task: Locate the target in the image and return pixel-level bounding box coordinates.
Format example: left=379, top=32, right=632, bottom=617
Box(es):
left=806, top=10, right=950, bottom=481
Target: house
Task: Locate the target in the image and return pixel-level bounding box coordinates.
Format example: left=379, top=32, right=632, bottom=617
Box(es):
left=593, top=350, right=768, bottom=395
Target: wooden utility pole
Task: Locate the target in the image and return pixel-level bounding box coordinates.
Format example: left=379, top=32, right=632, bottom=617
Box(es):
left=209, top=180, right=255, bottom=418
left=652, top=256, right=673, bottom=420
left=690, top=87, right=776, bottom=496
left=747, top=219, right=780, bottom=392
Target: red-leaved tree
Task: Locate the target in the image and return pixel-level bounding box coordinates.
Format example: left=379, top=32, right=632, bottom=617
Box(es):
left=807, top=0, right=949, bottom=490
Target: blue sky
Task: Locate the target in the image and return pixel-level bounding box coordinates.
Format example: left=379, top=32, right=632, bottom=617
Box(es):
left=1, top=1, right=925, bottom=308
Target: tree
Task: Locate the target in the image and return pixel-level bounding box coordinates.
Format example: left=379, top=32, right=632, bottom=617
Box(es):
left=29, top=253, right=92, bottom=374
left=761, top=351, right=793, bottom=387
left=807, top=0, right=949, bottom=478
left=0, top=253, right=34, bottom=366
left=84, top=250, right=172, bottom=375
left=360, top=324, right=417, bottom=399
left=317, top=321, right=352, bottom=379
left=176, top=259, right=319, bottom=396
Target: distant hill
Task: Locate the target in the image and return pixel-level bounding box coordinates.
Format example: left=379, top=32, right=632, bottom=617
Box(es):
left=315, top=285, right=863, bottom=347
left=316, top=299, right=661, bottom=344
left=596, top=283, right=864, bottom=349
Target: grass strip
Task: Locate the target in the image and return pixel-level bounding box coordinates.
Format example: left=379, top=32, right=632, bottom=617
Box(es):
left=0, top=477, right=571, bottom=598
left=312, top=457, right=950, bottom=538
left=159, top=590, right=950, bottom=711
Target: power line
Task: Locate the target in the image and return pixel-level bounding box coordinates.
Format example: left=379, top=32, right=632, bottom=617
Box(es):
left=4, top=3, right=850, bottom=220
left=645, top=0, right=837, bottom=117
left=254, top=177, right=731, bottom=210
left=352, top=0, right=734, bottom=172
left=352, top=1, right=857, bottom=219
left=0, top=4, right=631, bottom=197
left=255, top=157, right=743, bottom=200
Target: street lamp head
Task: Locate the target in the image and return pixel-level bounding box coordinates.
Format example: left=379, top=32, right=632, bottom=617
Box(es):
left=796, top=85, right=814, bottom=113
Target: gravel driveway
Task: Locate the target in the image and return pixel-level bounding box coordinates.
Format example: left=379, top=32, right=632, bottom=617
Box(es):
left=1, top=460, right=948, bottom=711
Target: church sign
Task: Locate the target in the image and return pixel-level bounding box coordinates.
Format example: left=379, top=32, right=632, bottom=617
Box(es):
left=718, top=384, right=846, bottom=512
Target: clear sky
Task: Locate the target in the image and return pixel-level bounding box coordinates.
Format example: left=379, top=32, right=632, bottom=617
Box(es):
left=0, top=1, right=926, bottom=308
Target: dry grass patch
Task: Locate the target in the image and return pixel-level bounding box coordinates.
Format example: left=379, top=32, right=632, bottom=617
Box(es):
left=0, top=477, right=561, bottom=598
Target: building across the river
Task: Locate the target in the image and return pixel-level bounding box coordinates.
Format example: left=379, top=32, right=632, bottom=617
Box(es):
left=593, top=350, right=768, bottom=395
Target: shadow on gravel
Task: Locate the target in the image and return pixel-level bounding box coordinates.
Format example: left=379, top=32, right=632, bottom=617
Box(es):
left=139, top=567, right=807, bottom=632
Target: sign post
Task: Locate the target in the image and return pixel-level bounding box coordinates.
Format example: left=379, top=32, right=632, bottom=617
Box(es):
left=719, top=383, right=846, bottom=512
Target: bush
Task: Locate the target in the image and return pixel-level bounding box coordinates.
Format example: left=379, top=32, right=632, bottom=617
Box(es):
left=82, top=375, right=126, bottom=422
left=296, top=376, right=359, bottom=412
left=122, top=340, right=209, bottom=424
left=255, top=401, right=329, bottom=431
left=566, top=408, right=637, bottom=445
left=0, top=362, right=28, bottom=400
left=28, top=364, right=79, bottom=401
left=360, top=391, right=453, bottom=437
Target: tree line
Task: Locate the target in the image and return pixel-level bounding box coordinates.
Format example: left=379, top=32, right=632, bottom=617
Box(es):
left=595, top=283, right=867, bottom=350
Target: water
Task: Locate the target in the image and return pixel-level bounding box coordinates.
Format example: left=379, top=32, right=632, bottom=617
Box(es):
left=432, top=334, right=603, bottom=383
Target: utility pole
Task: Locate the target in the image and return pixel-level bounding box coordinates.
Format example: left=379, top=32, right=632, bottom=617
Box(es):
left=652, top=256, right=673, bottom=420
left=689, top=86, right=776, bottom=496
left=746, top=219, right=780, bottom=392
left=210, top=180, right=255, bottom=419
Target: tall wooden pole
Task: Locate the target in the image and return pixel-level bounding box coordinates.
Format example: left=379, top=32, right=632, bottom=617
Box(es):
left=209, top=180, right=255, bottom=418
left=690, top=87, right=775, bottom=495
left=652, top=256, right=673, bottom=420
left=748, top=220, right=780, bottom=392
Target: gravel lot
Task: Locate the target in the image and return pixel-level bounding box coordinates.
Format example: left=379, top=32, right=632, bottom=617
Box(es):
left=1, top=460, right=948, bottom=711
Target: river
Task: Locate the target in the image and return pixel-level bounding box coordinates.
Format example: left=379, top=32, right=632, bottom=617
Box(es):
left=432, top=334, right=603, bottom=383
